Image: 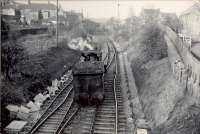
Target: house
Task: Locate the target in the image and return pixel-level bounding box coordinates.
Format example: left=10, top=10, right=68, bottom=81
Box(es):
left=140, top=8, right=160, bottom=24
left=1, top=0, right=57, bottom=25
left=1, top=0, right=18, bottom=16
left=179, top=3, right=200, bottom=41
left=1, top=0, right=13, bottom=7
left=65, top=11, right=83, bottom=28
left=18, top=3, right=57, bottom=25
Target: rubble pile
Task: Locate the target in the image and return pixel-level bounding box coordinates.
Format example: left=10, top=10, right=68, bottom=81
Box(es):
left=5, top=70, right=72, bottom=124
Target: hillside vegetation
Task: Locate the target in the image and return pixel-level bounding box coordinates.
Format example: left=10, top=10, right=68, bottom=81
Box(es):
left=108, top=11, right=200, bottom=133
left=126, top=22, right=200, bottom=134
left=1, top=14, right=104, bottom=128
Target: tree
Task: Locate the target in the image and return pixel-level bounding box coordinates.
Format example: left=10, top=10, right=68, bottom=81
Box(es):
left=1, top=41, right=26, bottom=80
left=1, top=18, right=10, bottom=40
left=141, top=23, right=167, bottom=59
left=161, top=13, right=182, bottom=33
left=83, top=19, right=100, bottom=35
left=125, top=16, right=141, bottom=35
left=66, top=11, right=81, bottom=31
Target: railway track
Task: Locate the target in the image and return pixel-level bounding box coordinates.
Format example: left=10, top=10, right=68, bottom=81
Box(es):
left=57, top=40, right=126, bottom=134
left=91, top=41, right=126, bottom=134
left=28, top=87, right=75, bottom=134
left=21, top=75, right=79, bottom=134
left=21, top=39, right=125, bottom=134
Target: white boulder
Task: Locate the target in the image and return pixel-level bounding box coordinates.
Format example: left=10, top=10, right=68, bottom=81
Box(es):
left=47, top=86, right=56, bottom=96
left=26, top=101, right=40, bottom=112
left=6, top=104, right=19, bottom=112
left=34, top=93, right=46, bottom=103
left=34, top=102, right=42, bottom=109
left=18, top=105, right=30, bottom=113
left=43, top=94, right=50, bottom=100
left=4, top=120, right=27, bottom=133
left=16, top=111, right=30, bottom=120
left=137, top=128, right=148, bottom=134
left=52, top=79, right=59, bottom=89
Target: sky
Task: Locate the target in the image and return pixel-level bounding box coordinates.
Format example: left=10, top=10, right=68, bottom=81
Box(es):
left=15, top=0, right=196, bottom=19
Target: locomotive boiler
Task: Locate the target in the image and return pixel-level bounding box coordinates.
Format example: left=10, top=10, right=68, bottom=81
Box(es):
left=72, top=51, right=105, bottom=105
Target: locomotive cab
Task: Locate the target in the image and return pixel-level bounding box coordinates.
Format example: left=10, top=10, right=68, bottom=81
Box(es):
left=81, top=50, right=102, bottom=61
left=73, top=61, right=105, bottom=105
left=81, top=50, right=107, bottom=72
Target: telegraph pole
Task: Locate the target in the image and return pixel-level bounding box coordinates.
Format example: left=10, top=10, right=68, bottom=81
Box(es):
left=81, top=8, right=84, bottom=21
left=117, top=0, right=120, bottom=20
left=56, top=0, right=58, bottom=47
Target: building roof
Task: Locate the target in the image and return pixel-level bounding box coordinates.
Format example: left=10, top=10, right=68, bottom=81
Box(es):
left=141, top=8, right=160, bottom=15
left=18, top=3, right=56, bottom=11
left=2, top=3, right=19, bottom=9
left=3, top=2, right=56, bottom=11
left=43, top=15, right=66, bottom=22
left=180, top=3, right=200, bottom=16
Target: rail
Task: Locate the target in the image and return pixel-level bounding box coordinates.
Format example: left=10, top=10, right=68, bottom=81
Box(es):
left=28, top=77, right=72, bottom=131
left=106, top=40, right=116, bottom=70
left=103, top=39, right=119, bottom=134
left=56, top=102, right=79, bottom=134
left=29, top=81, right=73, bottom=134
left=54, top=96, right=74, bottom=134
left=43, top=38, right=119, bottom=134
left=112, top=40, right=119, bottom=134
left=103, top=41, right=110, bottom=62
left=88, top=106, right=97, bottom=134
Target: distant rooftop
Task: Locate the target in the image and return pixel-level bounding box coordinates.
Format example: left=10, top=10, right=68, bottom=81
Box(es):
left=141, top=8, right=160, bottom=14
left=3, top=2, right=56, bottom=11
left=18, top=3, right=56, bottom=10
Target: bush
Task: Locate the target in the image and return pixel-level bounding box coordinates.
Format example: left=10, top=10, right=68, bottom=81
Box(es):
left=1, top=79, right=25, bottom=105
left=1, top=41, right=26, bottom=80
left=141, top=23, right=167, bottom=59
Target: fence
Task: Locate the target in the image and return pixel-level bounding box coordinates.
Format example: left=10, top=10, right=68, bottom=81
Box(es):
left=164, top=26, right=200, bottom=103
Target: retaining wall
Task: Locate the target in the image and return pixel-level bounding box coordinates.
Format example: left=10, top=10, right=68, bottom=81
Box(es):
left=164, top=26, right=200, bottom=103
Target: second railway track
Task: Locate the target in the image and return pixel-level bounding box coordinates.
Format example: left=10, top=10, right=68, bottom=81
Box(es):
left=27, top=77, right=79, bottom=134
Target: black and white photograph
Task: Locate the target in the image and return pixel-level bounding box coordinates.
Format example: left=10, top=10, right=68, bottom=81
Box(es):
left=1, top=0, right=200, bottom=133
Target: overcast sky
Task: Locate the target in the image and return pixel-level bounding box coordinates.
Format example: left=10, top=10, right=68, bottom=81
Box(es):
left=15, top=0, right=195, bottom=19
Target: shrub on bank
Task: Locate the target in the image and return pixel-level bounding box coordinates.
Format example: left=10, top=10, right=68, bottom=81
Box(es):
left=1, top=36, right=81, bottom=128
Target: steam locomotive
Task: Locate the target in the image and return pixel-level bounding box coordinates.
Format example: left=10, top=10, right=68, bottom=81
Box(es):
left=72, top=51, right=105, bottom=105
